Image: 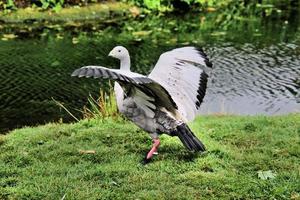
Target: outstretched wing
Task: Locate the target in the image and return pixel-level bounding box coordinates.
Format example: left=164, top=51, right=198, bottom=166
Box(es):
left=71, top=66, right=178, bottom=114
left=148, top=46, right=212, bottom=122
left=71, top=66, right=152, bottom=84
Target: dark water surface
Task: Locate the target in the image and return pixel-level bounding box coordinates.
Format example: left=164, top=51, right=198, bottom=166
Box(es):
left=202, top=43, right=300, bottom=115
left=1, top=13, right=300, bottom=133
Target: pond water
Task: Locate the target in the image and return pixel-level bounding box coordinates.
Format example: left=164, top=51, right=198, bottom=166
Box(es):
left=1, top=11, right=300, bottom=133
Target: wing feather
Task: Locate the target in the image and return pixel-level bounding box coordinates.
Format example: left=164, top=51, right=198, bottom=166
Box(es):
left=71, top=66, right=178, bottom=114
left=78, top=68, right=87, bottom=77
left=148, top=46, right=212, bottom=122
left=86, top=68, right=94, bottom=78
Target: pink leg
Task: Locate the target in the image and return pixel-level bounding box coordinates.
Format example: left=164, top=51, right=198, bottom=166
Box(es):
left=146, top=139, right=160, bottom=159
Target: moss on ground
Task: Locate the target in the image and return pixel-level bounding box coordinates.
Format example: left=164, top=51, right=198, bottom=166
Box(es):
left=0, top=115, right=299, bottom=199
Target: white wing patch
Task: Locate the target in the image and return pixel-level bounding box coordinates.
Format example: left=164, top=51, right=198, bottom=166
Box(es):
left=133, top=88, right=156, bottom=118
left=148, top=46, right=212, bottom=122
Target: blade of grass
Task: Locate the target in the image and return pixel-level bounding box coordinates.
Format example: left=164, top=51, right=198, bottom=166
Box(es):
left=52, top=98, right=79, bottom=122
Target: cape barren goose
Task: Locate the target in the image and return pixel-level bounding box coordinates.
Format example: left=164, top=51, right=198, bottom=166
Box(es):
left=72, top=46, right=212, bottom=163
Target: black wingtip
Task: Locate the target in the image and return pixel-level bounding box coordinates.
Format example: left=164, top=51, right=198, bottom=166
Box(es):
left=195, top=47, right=213, bottom=68
left=195, top=72, right=208, bottom=109
left=205, top=59, right=213, bottom=68
left=195, top=47, right=207, bottom=57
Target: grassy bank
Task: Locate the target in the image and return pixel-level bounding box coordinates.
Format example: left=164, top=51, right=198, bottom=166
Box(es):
left=0, top=115, right=299, bottom=199
left=0, top=2, right=131, bottom=23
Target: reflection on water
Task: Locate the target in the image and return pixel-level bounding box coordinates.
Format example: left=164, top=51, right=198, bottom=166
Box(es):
left=0, top=14, right=300, bottom=133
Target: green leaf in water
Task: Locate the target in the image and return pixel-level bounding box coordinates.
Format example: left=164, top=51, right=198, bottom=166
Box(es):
left=210, top=31, right=226, bottom=36
left=132, top=30, right=152, bottom=36
left=51, top=61, right=61, bottom=67
left=72, top=37, right=79, bottom=44
left=2, top=34, right=18, bottom=40
left=257, top=170, right=276, bottom=180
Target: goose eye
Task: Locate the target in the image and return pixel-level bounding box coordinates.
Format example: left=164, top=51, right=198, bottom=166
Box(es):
left=118, top=50, right=121, bottom=52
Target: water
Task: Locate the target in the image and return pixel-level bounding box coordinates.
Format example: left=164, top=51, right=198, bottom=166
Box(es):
left=1, top=12, right=300, bottom=133
left=202, top=43, right=300, bottom=115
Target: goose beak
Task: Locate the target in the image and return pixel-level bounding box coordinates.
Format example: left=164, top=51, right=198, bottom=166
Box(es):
left=108, top=50, right=114, bottom=57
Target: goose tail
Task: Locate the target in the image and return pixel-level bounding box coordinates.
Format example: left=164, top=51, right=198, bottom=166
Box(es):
left=173, top=124, right=206, bottom=152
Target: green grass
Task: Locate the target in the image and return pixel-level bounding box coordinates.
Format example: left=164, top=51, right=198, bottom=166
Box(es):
left=0, top=115, right=299, bottom=199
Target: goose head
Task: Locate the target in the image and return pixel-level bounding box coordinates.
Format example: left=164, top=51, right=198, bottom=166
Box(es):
left=108, top=46, right=129, bottom=60
left=108, top=46, right=131, bottom=71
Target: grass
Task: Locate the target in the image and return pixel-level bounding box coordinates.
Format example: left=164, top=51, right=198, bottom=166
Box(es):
left=53, top=85, right=120, bottom=122
left=82, top=86, right=120, bottom=120
left=0, top=114, right=299, bottom=199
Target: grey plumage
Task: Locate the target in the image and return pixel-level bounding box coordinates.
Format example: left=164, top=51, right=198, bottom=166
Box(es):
left=72, top=46, right=212, bottom=155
